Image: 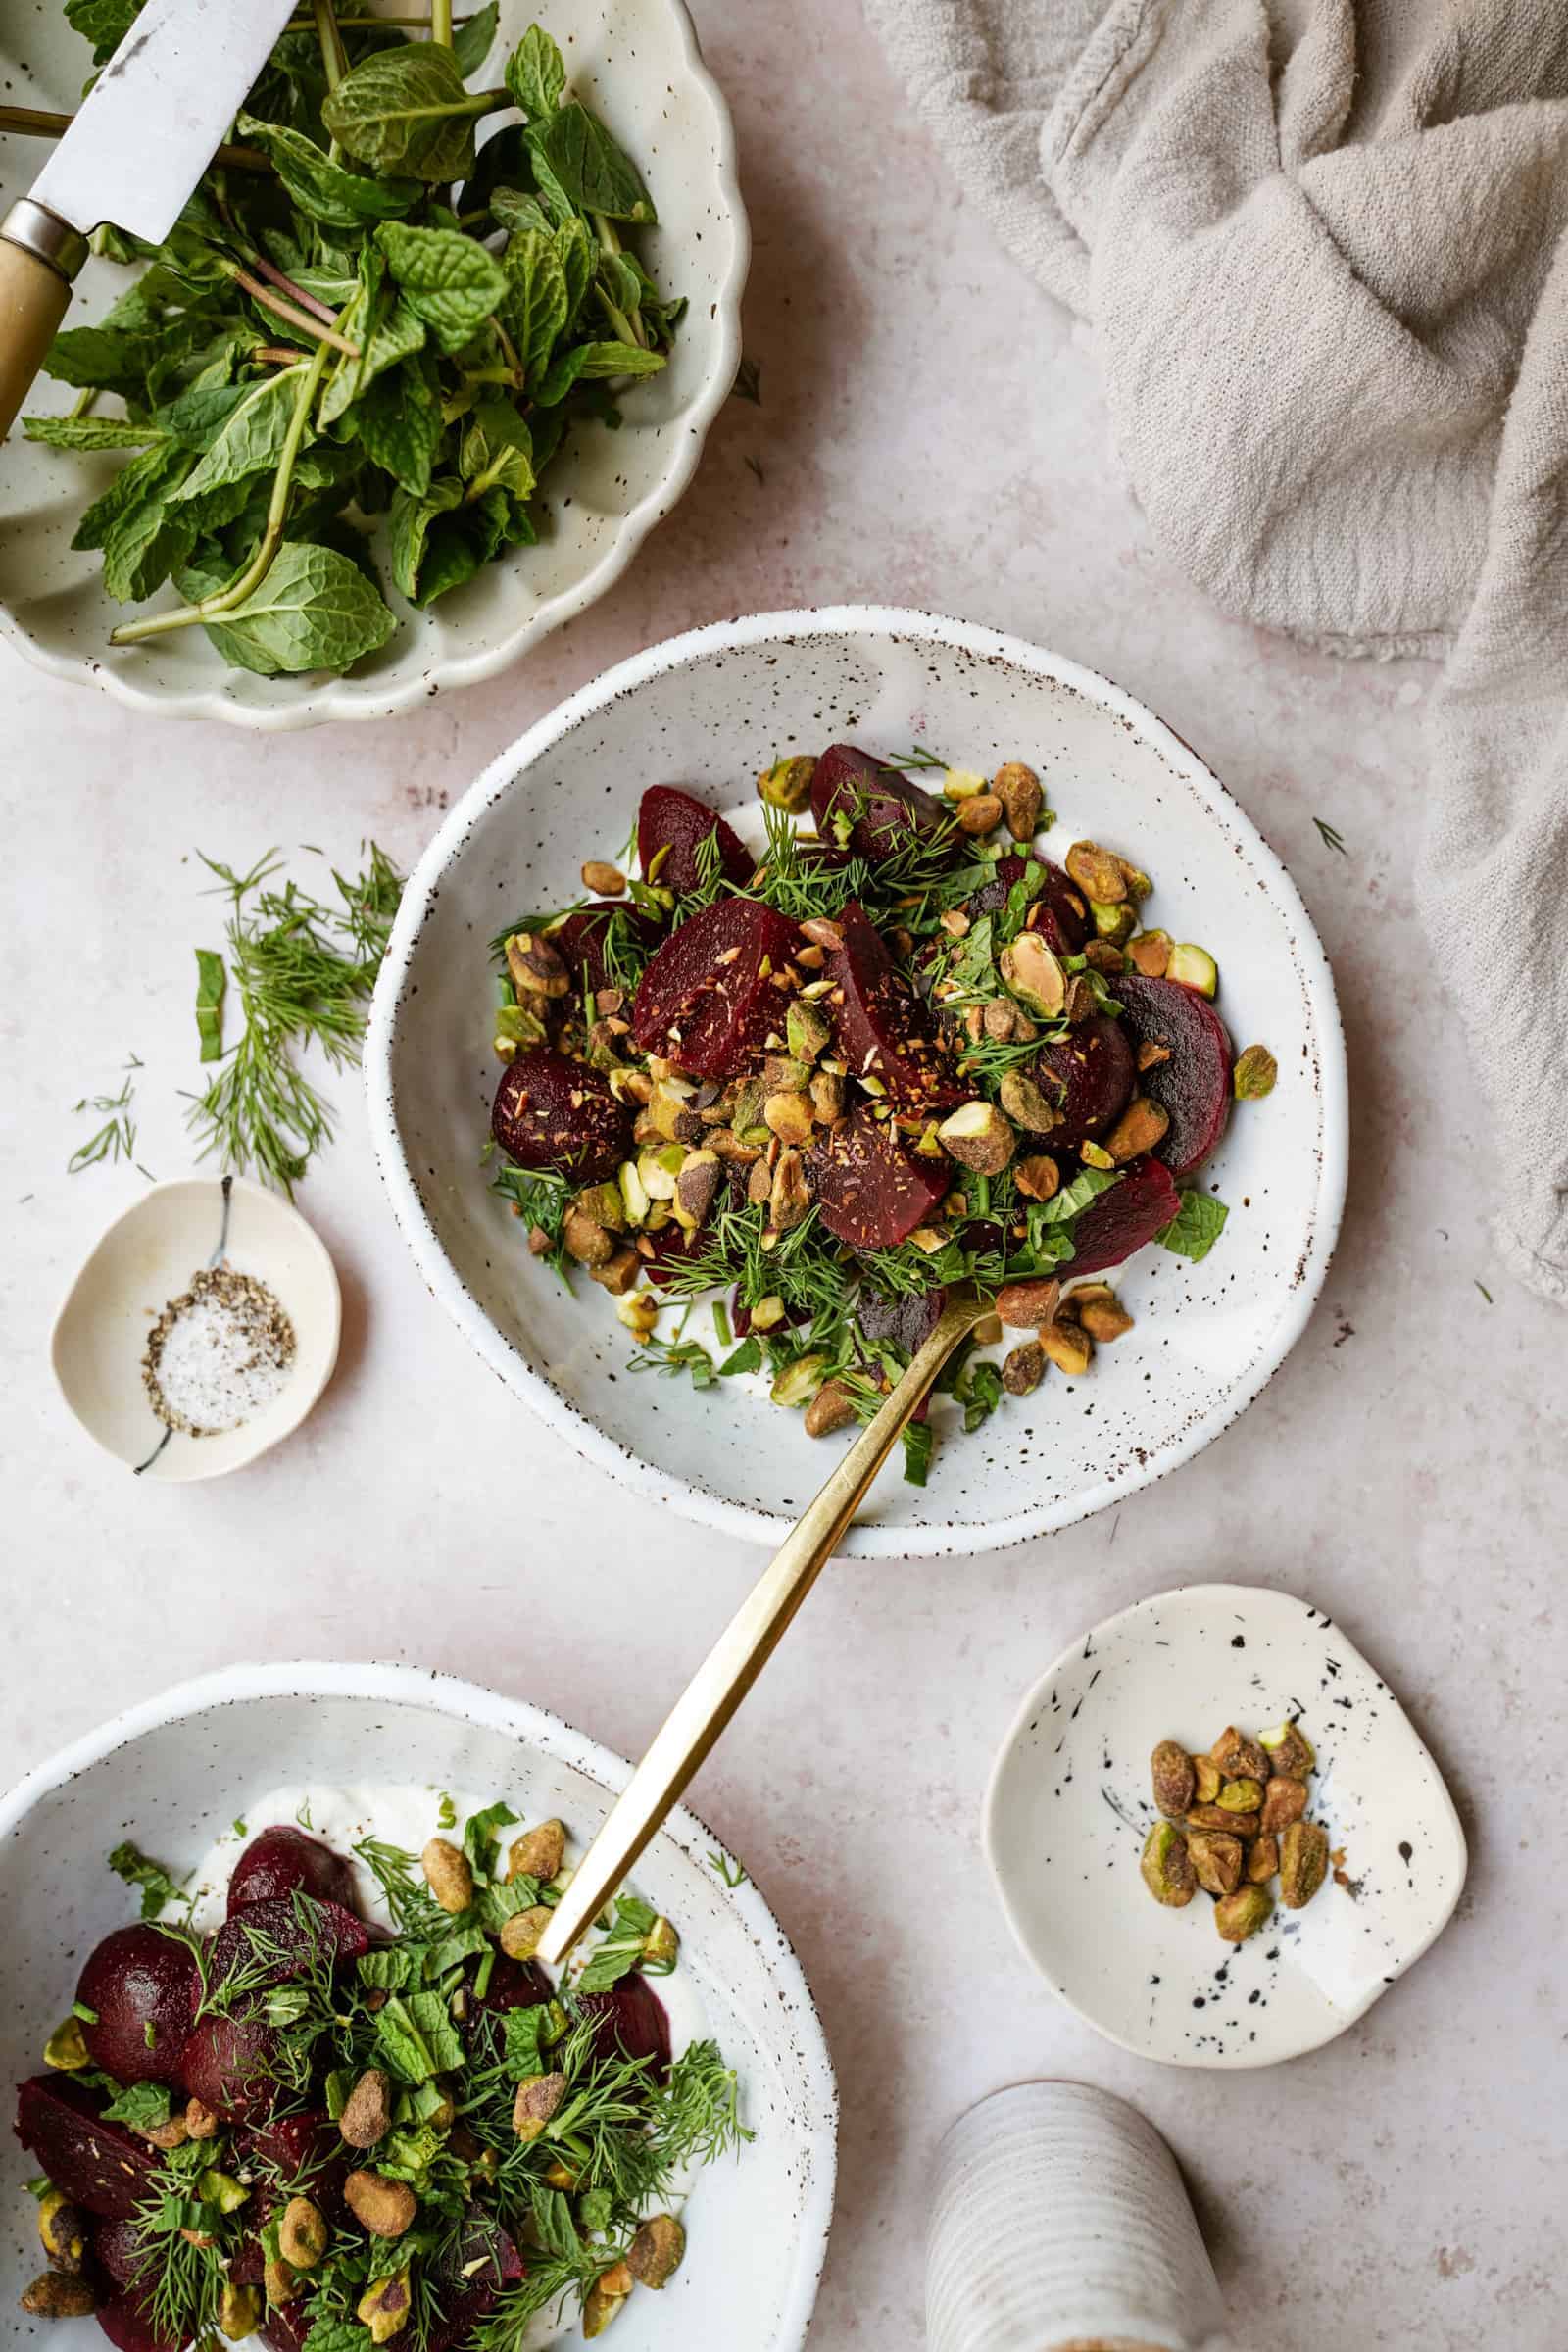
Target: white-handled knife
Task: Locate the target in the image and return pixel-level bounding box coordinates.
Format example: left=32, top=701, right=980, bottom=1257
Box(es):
left=0, top=0, right=297, bottom=442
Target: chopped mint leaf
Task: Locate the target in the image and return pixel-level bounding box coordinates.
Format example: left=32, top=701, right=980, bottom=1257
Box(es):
left=435, top=1792, right=457, bottom=1831
left=375, top=1989, right=464, bottom=2082
left=462, top=1801, right=519, bottom=1884
left=576, top=1894, right=656, bottom=1993
left=107, top=1840, right=186, bottom=1922
left=901, top=1420, right=933, bottom=1486
left=100, top=2080, right=172, bottom=2132
left=1158, top=1190, right=1230, bottom=1263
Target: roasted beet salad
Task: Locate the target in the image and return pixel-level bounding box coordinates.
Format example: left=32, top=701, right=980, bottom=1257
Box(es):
left=485, top=744, right=1277, bottom=1482
left=13, top=1811, right=743, bottom=2348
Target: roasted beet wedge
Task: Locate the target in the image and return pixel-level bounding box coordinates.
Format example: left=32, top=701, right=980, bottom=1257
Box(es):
left=242, top=2110, right=351, bottom=2225
left=549, top=900, right=663, bottom=998
left=491, top=1048, right=632, bottom=1183
left=210, top=1894, right=371, bottom=1993
left=830, top=902, right=963, bottom=1109
left=95, top=2218, right=152, bottom=2293
left=1114, top=973, right=1234, bottom=1180
left=578, top=1973, right=671, bottom=2082
left=227, top=1827, right=358, bottom=1919
left=77, top=1924, right=201, bottom=2087
left=421, top=2218, right=525, bottom=2352
left=14, top=2076, right=158, bottom=2221
left=1032, top=1013, right=1136, bottom=1152
left=638, top=785, right=755, bottom=895
left=1063, top=1157, right=1181, bottom=1277
left=858, top=1285, right=946, bottom=1353
left=809, top=743, right=950, bottom=860
left=466, top=1950, right=550, bottom=2029
left=631, top=899, right=801, bottom=1080
left=968, top=856, right=1088, bottom=956
left=259, top=2305, right=314, bottom=2352
left=807, top=1107, right=951, bottom=1248
left=96, top=2289, right=183, bottom=2352
left=178, top=2010, right=279, bottom=2125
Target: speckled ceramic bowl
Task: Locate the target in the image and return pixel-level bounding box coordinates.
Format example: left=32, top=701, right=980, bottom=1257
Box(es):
left=368, top=608, right=1348, bottom=1557
left=0, top=1661, right=837, bottom=2347
left=983, top=1584, right=1468, bottom=2068
left=0, top=0, right=747, bottom=728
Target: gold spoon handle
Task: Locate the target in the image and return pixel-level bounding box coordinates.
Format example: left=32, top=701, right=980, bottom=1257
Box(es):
left=536, top=1288, right=983, bottom=1967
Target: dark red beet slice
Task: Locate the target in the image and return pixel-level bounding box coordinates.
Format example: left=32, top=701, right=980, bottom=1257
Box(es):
left=809, top=743, right=950, bottom=861
left=228, top=1828, right=359, bottom=1919
left=178, top=2010, right=279, bottom=2124
left=491, top=1047, right=631, bottom=1183
left=968, top=856, right=1088, bottom=956
left=421, top=2219, right=525, bottom=2352
left=1063, top=1156, right=1182, bottom=1277
left=638, top=785, right=755, bottom=894
left=631, top=898, right=802, bottom=1080
left=210, top=1895, right=370, bottom=1993
left=549, top=900, right=663, bottom=997
left=1114, top=973, right=1234, bottom=1180
left=77, top=1925, right=201, bottom=2088
left=467, top=1951, right=551, bottom=2030
left=259, top=2305, right=315, bottom=2352
left=730, top=1286, right=807, bottom=1338
left=578, top=1973, right=671, bottom=2082
left=829, top=902, right=963, bottom=1109
left=858, top=1285, right=945, bottom=1353
left=14, top=2076, right=158, bottom=2221
left=242, top=2111, right=351, bottom=2225
left=807, top=1107, right=950, bottom=1248
left=97, top=2289, right=182, bottom=2352
left=95, top=2219, right=150, bottom=2293
left=1032, top=1013, right=1136, bottom=1152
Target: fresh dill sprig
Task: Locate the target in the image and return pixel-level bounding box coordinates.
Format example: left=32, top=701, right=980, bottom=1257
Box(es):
left=68, top=1056, right=151, bottom=1177
left=353, top=1836, right=452, bottom=1940
left=878, top=745, right=949, bottom=770
left=1314, top=816, right=1348, bottom=855
left=184, top=843, right=403, bottom=1197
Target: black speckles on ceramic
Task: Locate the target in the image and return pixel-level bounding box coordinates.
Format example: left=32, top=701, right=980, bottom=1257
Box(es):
left=0, top=1665, right=837, bottom=2344
left=0, top=2, right=749, bottom=730
left=984, top=1583, right=1467, bottom=2070
left=366, top=609, right=1350, bottom=1556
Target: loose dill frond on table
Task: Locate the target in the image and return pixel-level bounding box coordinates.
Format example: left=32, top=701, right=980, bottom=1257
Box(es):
left=184, top=842, right=403, bottom=1194
left=68, top=1054, right=152, bottom=1177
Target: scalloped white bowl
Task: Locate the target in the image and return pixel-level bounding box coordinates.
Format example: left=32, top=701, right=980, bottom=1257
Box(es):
left=0, top=1662, right=837, bottom=2347
left=367, top=607, right=1349, bottom=1558
left=0, top=0, right=748, bottom=728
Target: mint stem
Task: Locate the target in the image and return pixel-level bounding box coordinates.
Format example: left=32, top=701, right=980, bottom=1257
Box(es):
left=109, top=345, right=331, bottom=647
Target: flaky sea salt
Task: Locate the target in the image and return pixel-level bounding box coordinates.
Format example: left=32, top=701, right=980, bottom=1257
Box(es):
left=142, top=1265, right=296, bottom=1438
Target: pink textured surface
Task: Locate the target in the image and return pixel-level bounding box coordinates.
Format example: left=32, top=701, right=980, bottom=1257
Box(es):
left=1, top=3, right=1565, bottom=2347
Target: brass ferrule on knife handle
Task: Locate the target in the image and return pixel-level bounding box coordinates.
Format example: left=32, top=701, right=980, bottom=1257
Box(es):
left=535, top=1286, right=986, bottom=1971
left=0, top=200, right=89, bottom=444
left=1, top=197, right=91, bottom=282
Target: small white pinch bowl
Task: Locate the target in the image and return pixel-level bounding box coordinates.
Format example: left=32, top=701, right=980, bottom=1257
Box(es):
left=50, top=1173, right=341, bottom=1481
left=368, top=606, right=1348, bottom=1557
left=984, top=1583, right=1468, bottom=2069
left=0, top=0, right=747, bottom=728
left=0, top=1662, right=838, bottom=2351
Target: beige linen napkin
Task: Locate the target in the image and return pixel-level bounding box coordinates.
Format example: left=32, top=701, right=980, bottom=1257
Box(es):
left=867, top=0, right=1568, bottom=1300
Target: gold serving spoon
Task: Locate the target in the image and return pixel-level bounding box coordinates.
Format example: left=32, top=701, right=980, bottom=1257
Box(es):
left=536, top=1285, right=985, bottom=1967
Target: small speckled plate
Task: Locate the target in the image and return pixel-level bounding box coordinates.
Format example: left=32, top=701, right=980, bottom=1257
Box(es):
left=983, top=1583, right=1467, bottom=2068
left=50, top=1174, right=341, bottom=1480
left=0, top=1663, right=837, bottom=2349
left=368, top=607, right=1348, bottom=1556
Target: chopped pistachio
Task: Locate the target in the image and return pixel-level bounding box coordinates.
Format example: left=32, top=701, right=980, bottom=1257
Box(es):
left=771, top=1352, right=829, bottom=1409
left=1214, top=1885, right=1274, bottom=1942
left=758, top=755, right=816, bottom=812
left=1166, top=942, right=1218, bottom=997
left=1151, top=1740, right=1196, bottom=1819
left=1279, top=1820, right=1330, bottom=1909
left=999, top=931, right=1066, bottom=1017
left=1140, top=1821, right=1196, bottom=1908
left=1234, top=1044, right=1278, bottom=1099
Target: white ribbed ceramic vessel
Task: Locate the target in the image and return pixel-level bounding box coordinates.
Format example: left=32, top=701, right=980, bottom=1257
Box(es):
left=927, top=2083, right=1234, bottom=2352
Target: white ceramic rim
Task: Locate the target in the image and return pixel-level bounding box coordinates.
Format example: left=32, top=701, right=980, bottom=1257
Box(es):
left=0, top=1658, right=839, bottom=2345
left=0, top=0, right=750, bottom=733
left=979, top=1581, right=1470, bottom=2070
left=46, top=1174, right=344, bottom=1481
left=366, top=604, right=1350, bottom=1558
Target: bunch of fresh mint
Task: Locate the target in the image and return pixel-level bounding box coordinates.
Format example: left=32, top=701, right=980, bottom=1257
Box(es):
left=25, top=5, right=681, bottom=674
